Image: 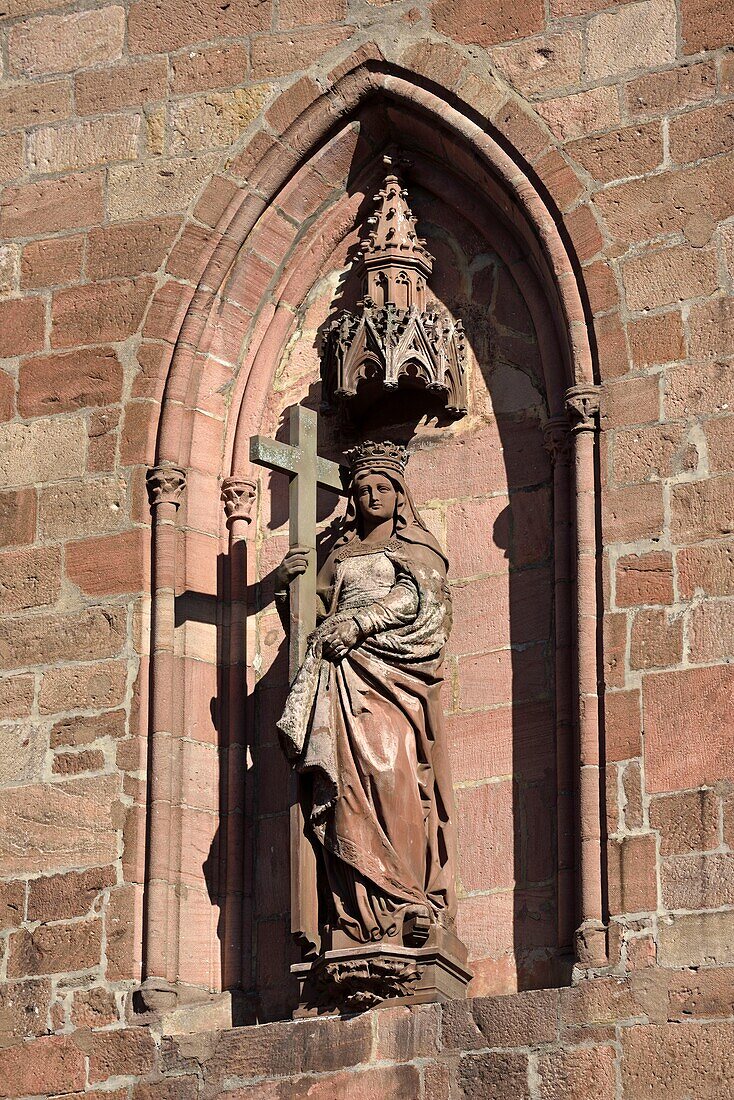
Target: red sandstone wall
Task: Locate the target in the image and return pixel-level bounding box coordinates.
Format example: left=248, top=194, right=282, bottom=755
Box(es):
left=0, top=0, right=732, bottom=1088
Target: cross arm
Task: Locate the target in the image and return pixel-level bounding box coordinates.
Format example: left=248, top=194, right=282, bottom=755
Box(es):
left=249, top=435, right=348, bottom=495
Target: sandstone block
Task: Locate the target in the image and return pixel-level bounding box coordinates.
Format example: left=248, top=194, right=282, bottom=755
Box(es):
left=0, top=719, right=46, bottom=787
left=622, top=1020, right=734, bottom=1096
left=0, top=880, right=25, bottom=929
left=430, top=0, right=543, bottom=48
left=0, top=546, right=60, bottom=612
left=604, top=688, right=642, bottom=761
left=667, top=968, right=734, bottom=1022
left=66, top=528, right=148, bottom=596
left=51, top=276, right=153, bottom=348
left=538, top=1045, right=616, bottom=1099
left=108, top=155, right=219, bottom=220
left=128, top=0, right=269, bottom=52
left=669, top=102, right=734, bottom=165
left=471, top=988, right=558, bottom=1047
left=651, top=788, right=719, bottom=856
left=0, top=487, right=36, bottom=547
left=0, top=171, right=105, bottom=237
left=490, top=31, right=582, bottom=97
left=0, top=296, right=45, bottom=357
left=603, top=482, right=664, bottom=543
left=458, top=644, right=548, bottom=711
left=39, top=475, right=129, bottom=540
left=0, top=132, right=24, bottom=184
left=677, top=541, right=734, bottom=598
left=27, top=865, right=115, bottom=923
left=665, top=360, right=734, bottom=420
left=450, top=567, right=552, bottom=654
left=671, top=477, right=734, bottom=543
left=662, top=851, right=734, bottom=910
left=0, top=80, right=72, bottom=132
left=688, top=296, right=734, bottom=360
left=689, top=598, right=734, bottom=663
left=630, top=607, right=683, bottom=670
left=608, top=834, right=658, bottom=914
left=252, top=27, right=352, bottom=79
left=0, top=977, right=52, bottom=1039
left=81, top=1026, right=157, bottom=1083
left=71, top=986, right=118, bottom=1028
left=87, top=217, right=180, bottom=280
left=53, top=748, right=106, bottom=775
left=9, top=7, right=125, bottom=76
left=457, top=780, right=513, bottom=892
left=51, top=709, right=126, bottom=748
left=39, top=659, right=128, bottom=714
left=594, top=155, right=734, bottom=245
left=202, top=1012, right=373, bottom=1083
left=279, top=0, right=346, bottom=26
left=457, top=1049, right=529, bottom=1099
left=28, top=114, right=141, bottom=174
left=644, top=665, right=734, bottom=792
left=170, top=43, right=249, bottom=94
left=536, top=86, right=620, bottom=141
left=659, top=910, right=734, bottom=966
left=567, top=121, right=662, bottom=185
left=681, top=0, right=734, bottom=51
left=625, top=60, right=717, bottom=117
left=627, top=311, right=684, bottom=369
left=75, top=57, right=168, bottom=114
left=0, top=1035, right=85, bottom=1098
left=586, top=0, right=675, bottom=80
left=601, top=374, right=659, bottom=431
left=704, top=416, right=734, bottom=474
left=19, top=347, right=123, bottom=417
left=0, top=775, right=120, bottom=874
left=0, top=605, right=125, bottom=672
left=0, top=243, right=20, bottom=296
left=0, top=674, right=34, bottom=719
left=170, top=87, right=271, bottom=153
left=21, top=235, right=84, bottom=290
left=0, top=416, right=86, bottom=491
left=616, top=551, right=673, bottom=607
left=624, top=242, right=719, bottom=312
left=8, top=917, right=102, bottom=977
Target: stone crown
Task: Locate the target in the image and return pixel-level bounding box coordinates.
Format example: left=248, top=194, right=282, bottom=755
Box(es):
left=344, top=440, right=408, bottom=476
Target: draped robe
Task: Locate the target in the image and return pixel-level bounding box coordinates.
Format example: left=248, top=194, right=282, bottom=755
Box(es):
left=277, top=528, right=457, bottom=945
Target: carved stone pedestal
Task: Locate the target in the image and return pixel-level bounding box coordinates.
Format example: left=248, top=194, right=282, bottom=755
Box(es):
left=292, top=927, right=472, bottom=1017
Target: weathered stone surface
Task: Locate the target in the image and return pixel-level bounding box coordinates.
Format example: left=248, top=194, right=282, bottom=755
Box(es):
left=8, top=7, right=125, bottom=76
left=8, top=918, right=102, bottom=977
left=0, top=1035, right=85, bottom=1098
left=537, top=1044, right=617, bottom=1099
left=659, top=911, right=734, bottom=967
left=0, top=719, right=46, bottom=787
left=0, top=606, right=126, bottom=671
left=622, top=1021, right=734, bottom=1097
left=0, top=978, right=52, bottom=1039
left=27, top=866, right=115, bottom=923
left=457, top=1050, right=530, bottom=1099
left=0, top=775, right=120, bottom=874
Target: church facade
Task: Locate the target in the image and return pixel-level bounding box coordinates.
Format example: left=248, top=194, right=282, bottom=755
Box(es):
left=0, top=0, right=733, bottom=1095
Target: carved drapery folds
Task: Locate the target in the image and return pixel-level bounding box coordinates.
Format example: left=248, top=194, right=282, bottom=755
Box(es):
left=322, top=157, right=468, bottom=418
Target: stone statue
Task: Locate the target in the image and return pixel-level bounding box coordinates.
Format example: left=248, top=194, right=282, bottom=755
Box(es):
left=273, top=440, right=469, bottom=1011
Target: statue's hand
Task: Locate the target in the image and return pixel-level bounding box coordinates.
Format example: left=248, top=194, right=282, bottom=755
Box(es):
left=321, top=619, right=361, bottom=662
left=273, top=546, right=310, bottom=591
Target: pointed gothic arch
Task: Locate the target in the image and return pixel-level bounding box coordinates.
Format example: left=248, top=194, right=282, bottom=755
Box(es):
left=140, top=53, right=607, bottom=1016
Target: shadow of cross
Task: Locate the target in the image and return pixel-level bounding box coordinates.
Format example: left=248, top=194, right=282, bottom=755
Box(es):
left=250, top=404, right=348, bottom=959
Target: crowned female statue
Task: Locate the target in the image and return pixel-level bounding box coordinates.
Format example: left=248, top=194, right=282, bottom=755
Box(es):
left=273, top=442, right=465, bottom=1007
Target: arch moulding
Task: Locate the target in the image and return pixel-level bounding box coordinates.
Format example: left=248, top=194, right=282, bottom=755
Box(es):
left=140, top=56, right=606, bottom=1017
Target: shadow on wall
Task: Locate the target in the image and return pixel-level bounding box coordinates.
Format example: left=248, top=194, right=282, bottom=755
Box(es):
left=176, top=102, right=576, bottom=1020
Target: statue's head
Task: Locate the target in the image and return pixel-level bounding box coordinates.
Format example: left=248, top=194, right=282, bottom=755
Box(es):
left=344, top=441, right=408, bottom=532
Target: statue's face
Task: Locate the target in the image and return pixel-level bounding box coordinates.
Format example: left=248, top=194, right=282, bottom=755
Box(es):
left=355, top=473, right=397, bottom=524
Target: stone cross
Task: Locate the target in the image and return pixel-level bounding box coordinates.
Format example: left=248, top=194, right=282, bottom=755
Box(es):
left=250, top=405, right=347, bottom=677
left=250, top=405, right=347, bottom=955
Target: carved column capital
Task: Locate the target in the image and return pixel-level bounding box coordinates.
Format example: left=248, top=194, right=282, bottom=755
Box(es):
left=565, top=384, right=601, bottom=434
left=543, top=415, right=572, bottom=466
left=146, top=463, right=187, bottom=510
left=221, top=477, right=257, bottom=527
